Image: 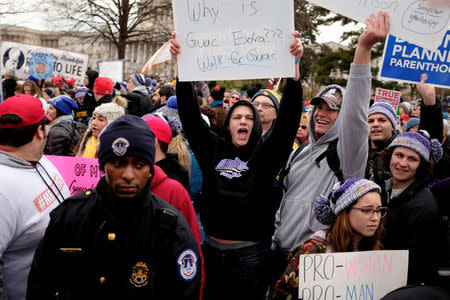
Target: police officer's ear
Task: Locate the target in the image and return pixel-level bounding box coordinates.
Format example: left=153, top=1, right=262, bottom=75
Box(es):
left=149, top=165, right=154, bottom=181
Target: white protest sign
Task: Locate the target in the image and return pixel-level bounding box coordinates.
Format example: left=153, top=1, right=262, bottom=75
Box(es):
left=172, top=0, right=295, bottom=81
left=1, top=41, right=88, bottom=83
left=298, top=250, right=409, bottom=300
left=307, top=0, right=450, bottom=50
left=97, top=60, right=124, bottom=83
left=375, top=88, right=401, bottom=111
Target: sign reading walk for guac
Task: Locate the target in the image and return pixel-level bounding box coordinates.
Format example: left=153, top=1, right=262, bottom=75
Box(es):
left=172, top=0, right=295, bottom=81
left=298, top=250, right=409, bottom=300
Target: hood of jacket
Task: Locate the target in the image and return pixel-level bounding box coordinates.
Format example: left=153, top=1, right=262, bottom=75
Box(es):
left=309, top=84, right=346, bottom=147
left=132, top=85, right=148, bottom=95
left=150, top=165, right=167, bottom=189
left=86, top=70, right=99, bottom=90
left=0, top=150, right=37, bottom=169
left=220, top=100, right=262, bottom=155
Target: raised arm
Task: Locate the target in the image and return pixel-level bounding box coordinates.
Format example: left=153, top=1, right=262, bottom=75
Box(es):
left=262, top=33, right=303, bottom=174
left=170, top=35, right=217, bottom=168
left=416, top=74, right=443, bottom=141
left=339, top=11, right=390, bottom=178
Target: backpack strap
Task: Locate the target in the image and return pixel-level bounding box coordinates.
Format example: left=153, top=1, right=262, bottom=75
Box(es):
left=279, top=142, right=309, bottom=192
left=314, top=138, right=344, bottom=182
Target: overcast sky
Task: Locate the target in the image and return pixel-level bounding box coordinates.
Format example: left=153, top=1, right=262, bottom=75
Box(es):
left=0, top=4, right=361, bottom=46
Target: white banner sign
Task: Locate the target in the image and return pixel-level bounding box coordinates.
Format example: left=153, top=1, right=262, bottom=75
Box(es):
left=308, top=0, right=450, bottom=50
left=1, top=41, right=88, bottom=83
left=172, top=0, right=295, bottom=81
left=298, top=250, right=409, bottom=300
left=97, top=60, right=124, bottom=84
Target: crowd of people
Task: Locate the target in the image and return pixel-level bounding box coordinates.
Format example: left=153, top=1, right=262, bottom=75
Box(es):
left=0, top=11, right=449, bottom=300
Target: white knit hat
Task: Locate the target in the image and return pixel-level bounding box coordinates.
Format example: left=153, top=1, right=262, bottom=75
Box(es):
left=93, top=102, right=125, bottom=124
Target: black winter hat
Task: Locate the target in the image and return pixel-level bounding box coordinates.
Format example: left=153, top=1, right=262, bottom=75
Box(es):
left=98, top=114, right=156, bottom=169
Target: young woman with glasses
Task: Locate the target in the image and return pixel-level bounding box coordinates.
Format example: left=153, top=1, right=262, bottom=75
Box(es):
left=273, top=178, right=386, bottom=299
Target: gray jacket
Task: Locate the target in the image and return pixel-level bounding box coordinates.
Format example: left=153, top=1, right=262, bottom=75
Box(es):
left=273, top=64, right=371, bottom=253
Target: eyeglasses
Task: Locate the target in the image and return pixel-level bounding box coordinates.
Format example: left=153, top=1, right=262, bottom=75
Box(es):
left=351, top=207, right=388, bottom=218
left=253, top=101, right=275, bottom=109
left=299, top=125, right=307, bottom=130
left=231, top=96, right=240, bottom=100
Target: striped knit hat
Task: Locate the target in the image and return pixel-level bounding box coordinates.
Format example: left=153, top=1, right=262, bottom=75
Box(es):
left=388, top=130, right=443, bottom=163
left=313, top=178, right=381, bottom=225
left=368, top=101, right=398, bottom=131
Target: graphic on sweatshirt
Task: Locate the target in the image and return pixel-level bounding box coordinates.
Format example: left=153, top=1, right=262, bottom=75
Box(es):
left=33, top=174, right=65, bottom=212
left=215, top=157, right=249, bottom=179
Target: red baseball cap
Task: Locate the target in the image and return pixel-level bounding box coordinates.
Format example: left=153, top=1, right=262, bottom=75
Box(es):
left=94, top=77, right=113, bottom=96
left=141, top=115, right=172, bottom=144
left=0, top=94, right=52, bottom=128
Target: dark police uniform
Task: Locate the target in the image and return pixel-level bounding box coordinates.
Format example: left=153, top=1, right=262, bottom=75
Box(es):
left=27, top=177, right=200, bottom=300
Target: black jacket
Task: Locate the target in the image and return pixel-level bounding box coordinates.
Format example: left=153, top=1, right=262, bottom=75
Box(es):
left=27, top=178, right=200, bottom=300
left=177, top=79, right=303, bottom=242
left=45, top=118, right=85, bottom=156
left=155, top=153, right=190, bottom=192
left=382, top=179, right=442, bottom=285
left=124, top=89, right=153, bottom=117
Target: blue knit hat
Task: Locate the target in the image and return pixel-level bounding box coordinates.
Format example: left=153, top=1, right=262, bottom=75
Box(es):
left=313, top=178, right=381, bottom=225
left=405, top=117, right=420, bottom=132
left=251, top=89, right=281, bottom=111
left=368, top=101, right=398, bottom=131
left=388, top=130, right=443, bottom=163
left=48, top=96, right=78, bottom=116
left=98, top=114, right=156, bottom=169
left=167, top=96, right=178, bottom=112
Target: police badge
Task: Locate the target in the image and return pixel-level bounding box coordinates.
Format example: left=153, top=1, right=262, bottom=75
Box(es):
left=130, top=261, right=149, bottom=287
left=112, top=137, right=130, bottom=156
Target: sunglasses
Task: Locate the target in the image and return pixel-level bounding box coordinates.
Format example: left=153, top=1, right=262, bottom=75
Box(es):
left=299, top=125, right=307, bottom=130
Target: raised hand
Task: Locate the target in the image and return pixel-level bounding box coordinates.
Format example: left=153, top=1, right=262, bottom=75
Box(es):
left=290, top=31, right=303, bottom=61
left=358, top=11, right=390, bottom=51
left=354, top=11, right=390, bottom=65
left=169, top=32, right=181, bottom=61
left=416, top=74, right=436, bottom=106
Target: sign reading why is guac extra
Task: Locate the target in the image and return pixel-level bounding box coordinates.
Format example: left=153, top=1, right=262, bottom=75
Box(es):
left=172, top=0, right=295, bottom=81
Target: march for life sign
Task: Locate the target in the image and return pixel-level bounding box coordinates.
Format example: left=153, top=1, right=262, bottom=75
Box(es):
left=46, top=155, right=102, bottom=196
left=375, top=88, right=402, bottom=111
left=298, top=250, right=409, bottom=300
left=1, top=41, right=88, bottom=83
left=172, top=0, right=295, bottom=81
left=307, top=0, right=450, bottom=50
left=379, top=30, right=450, bottom=87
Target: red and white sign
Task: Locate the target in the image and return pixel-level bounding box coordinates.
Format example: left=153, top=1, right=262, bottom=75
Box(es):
left=375, top=88, right=401, bottom=112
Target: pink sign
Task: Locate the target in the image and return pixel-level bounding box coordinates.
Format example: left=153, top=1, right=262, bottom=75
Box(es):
left=375, top=88, right=401, bottom=112
left=45, top=155, right=102, bottom=196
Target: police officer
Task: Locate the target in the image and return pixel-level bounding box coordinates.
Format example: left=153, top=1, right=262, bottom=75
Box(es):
left=27, top=114, right=201, bottom=299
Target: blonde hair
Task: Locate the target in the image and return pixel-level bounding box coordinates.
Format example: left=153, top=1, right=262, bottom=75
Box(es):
left=168, top=135, right=191, bottom=178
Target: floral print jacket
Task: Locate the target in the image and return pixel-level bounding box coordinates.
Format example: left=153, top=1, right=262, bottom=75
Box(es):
left=272, top=237, right=328, bottom=300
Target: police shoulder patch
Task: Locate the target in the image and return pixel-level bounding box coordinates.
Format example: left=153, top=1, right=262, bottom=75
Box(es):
left=177, top=249, right=198, bottom=281
left=112, top=137, right=130, bottom=156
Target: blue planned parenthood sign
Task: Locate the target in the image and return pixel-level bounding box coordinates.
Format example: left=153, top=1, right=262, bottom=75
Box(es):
left=379, top=30, right=450, bottom=88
